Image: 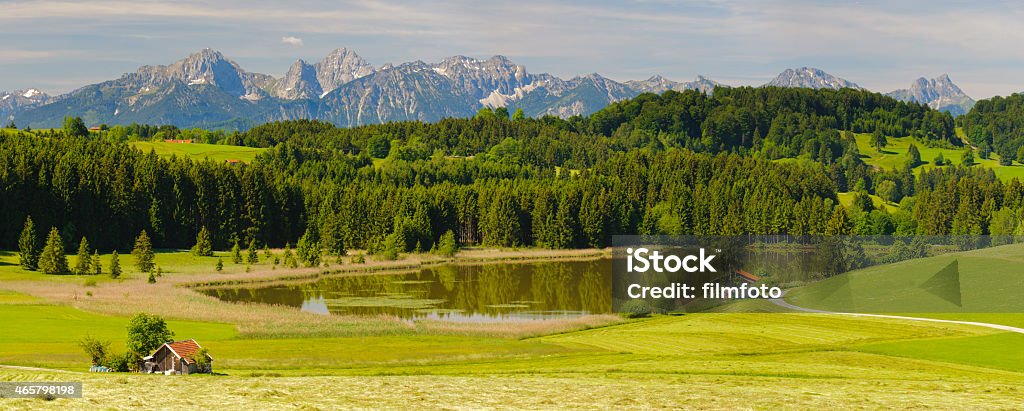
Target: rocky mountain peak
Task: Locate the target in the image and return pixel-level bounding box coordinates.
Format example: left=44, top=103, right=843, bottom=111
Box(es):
left=767, top=67, right=861, bottom=90
left=315, top=48, right=375, bottom=94
left=272, top=59, right=322, bottom=100
left=887, top=74, right=974, bottom=116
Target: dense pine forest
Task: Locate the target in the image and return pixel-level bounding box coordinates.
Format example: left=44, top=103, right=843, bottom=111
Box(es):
left=1, top=87, right=1022, bottom=254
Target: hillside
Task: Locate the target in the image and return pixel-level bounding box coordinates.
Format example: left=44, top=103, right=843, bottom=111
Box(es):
left=786, top=242, right=1024, bottom=316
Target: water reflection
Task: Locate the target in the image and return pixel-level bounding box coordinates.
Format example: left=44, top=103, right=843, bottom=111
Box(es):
left=200, top=260, right=613, bottom=321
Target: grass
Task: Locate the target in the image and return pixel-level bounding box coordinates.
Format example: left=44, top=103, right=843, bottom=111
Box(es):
left=2, top=246, right=1024, bottom=408
left=854, top=132, right=1024, bottom=181
left=837, top=191, right=898, bottom=213
left=2, top=312, right=1024, bottom=409
left=0, top=304, right=235, bottom=370
left=859, top=332, right=1024, bottom=373
left=786, top=242, right=1024, bottom=316
left=130, top=141, right=266, bottom=163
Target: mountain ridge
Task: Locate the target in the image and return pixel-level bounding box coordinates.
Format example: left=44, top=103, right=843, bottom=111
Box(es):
left=6, top=51, right=973, bottom=129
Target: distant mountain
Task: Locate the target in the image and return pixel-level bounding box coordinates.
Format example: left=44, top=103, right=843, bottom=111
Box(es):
left=15, top=48, right=699, bottom=129
left=625, top=75, right=720, bottom=94
left=887, top=74, right=975, bottom=116
left=1, top=88, right=51, bottom=123
left=766, top=67, right=861, bottom=90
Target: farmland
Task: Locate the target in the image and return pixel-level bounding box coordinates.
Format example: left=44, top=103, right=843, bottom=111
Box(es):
left=1, top=245, right=1024, bottom=409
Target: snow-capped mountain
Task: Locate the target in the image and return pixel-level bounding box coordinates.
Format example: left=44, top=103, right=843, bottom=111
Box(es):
left=625, top=75, right=720, bottom=94
left=14, top=48, right=684, bottom=129
left=766, top=67, right=861, bottom=90
left=1, top=88, right=51, bottom=122
left=887, top=74, right=975, bottom=116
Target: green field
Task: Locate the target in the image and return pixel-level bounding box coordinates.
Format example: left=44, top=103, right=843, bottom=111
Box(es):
left=1, top=246, right=1024, bottom=409
left=130, top=141, right=266, bottom=163
left=837, top=191, right=898, bottom=212
left=855, top=132, right=1024, bottom=180
left=787, top=242, right=1024, bottom=317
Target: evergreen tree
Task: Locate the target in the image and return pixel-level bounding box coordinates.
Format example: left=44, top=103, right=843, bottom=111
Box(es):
left=825, top=206, right=853, bottom=235
left=75, top=237, right=91, bottom=275
left=62, top=116, right=89, bottom=138
left=215, top=258, right=224, bottom=272
left=92, top=251, right=102, bottom=275
left=282, top=243, right=298, bottom=268
left=436, top=230, right=459, bottom=257
left=512, top=108, right=526, bottom=121
left=109, top=251, right=121, bottom=279
left=132, top=230, right=155, bottom=272
left=246, top=239, right=258, bottom=264
left=961, top=149, right=975, bottom=167
left=192, top=226, right=213, bottom=256
left=872, top=129, right=888, bottom=152
left=38, top=227, right=69, bottom=274
left=906, top=143, right=922, bottom=167
left=18, top=216, right=39, bottom=270
left=147, top=270, right=156, bottom=284
left=296, top=230, right=321, bottom=267
left=231, top=239, right=242, bottom=264
left=5, top=120, right=16, bottom=129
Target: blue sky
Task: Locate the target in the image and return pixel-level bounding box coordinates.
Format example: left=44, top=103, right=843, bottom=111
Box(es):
left=2, top=0, right=1023, bottom=98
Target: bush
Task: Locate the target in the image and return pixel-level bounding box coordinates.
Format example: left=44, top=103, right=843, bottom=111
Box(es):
left=620, top=299, right=653, bottom=318
left=102, top=352, right=133, bottom=372
left=78, top=336, right=110, bottom=365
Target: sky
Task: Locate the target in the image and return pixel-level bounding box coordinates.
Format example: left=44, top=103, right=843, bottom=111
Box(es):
left=1, top=0, right=1023, bottom=98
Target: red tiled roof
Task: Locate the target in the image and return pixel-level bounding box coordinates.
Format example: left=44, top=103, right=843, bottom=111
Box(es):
left=165, top=339, right=206, bottom=364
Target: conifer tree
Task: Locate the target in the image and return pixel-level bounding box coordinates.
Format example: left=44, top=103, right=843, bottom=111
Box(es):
left=246, top=239, right=258, bottom=264
left=38, top=227, right=69, bottom=274
left=192, top=226, right=213, bottom=257
left=109, top=251, right=121, bottom=279
left=215, top=258, right=224, bottom=272
left=18, top=216, right=39, bottom=270
left=75, top=237, right=91, bottom=275
left=231, top=239, right=242, bottom=264
left=132, top=230, right=155, bottom=272
left=92, top=251, right=102, bottom=275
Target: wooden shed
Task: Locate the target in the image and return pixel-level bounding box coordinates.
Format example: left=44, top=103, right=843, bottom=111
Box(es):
left=142, top=339, right=213, bottom=375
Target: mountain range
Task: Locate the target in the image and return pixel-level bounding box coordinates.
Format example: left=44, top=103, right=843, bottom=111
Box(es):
left=2, top=50, right=976, bottom=130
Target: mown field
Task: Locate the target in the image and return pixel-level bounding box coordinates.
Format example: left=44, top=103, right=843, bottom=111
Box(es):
left=1, top=243, right=1023, bottom=408
left=129, top=141, right=266, bottom=163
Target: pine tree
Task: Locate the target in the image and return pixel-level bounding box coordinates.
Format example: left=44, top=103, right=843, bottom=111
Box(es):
left=109, top=251, right=121, bottom=279
left=246, top=239, right=258, bottom=264
left=91, top=251, right=102, bottom=275
left=18, top=216, right=39, bottom=270
left=230, top=239, right=242, bottom=264
left=192, top=226, right=213, bottom=256
left=263, top=245, right=271, bottom=259
left=282, top=243, right=297, bottom=268
left=75, top=237, right=91, bottom=275
left=296, top=230, right=320, bottom=267
left=215, top=258, right=224, bottom=272
left=38, top=227, right=69, bottom=274
left=132, top=230, right=155, bottom=272
left=147, top=270, right=156, bottom=284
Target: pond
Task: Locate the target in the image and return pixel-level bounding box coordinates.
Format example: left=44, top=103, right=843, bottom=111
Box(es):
left=199, top=260, right=613, bottom=321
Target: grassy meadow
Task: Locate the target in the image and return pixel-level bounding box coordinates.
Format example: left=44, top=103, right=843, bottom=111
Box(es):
left=1, top=243, right=1023, bottom=409
left=854, top=131, right=1024, bottom=180
left=129, top=141, right=266, bottom=163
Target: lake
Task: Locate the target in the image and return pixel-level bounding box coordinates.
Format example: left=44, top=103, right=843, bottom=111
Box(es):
left=199, top=259, right=613, bottom=321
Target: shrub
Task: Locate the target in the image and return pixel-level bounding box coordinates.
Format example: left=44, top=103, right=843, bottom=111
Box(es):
left=620, top=299, right=653, bottom=318
left=78, top=335, right=110, bottom=365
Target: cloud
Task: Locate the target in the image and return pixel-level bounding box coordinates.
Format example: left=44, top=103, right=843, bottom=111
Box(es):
left=281, top=36, right=304, bottom=47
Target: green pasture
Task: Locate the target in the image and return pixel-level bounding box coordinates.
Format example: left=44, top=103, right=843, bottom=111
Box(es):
left=130, top=141, right=265, bottom=163
left=854, top=132, right=1024, bottom=180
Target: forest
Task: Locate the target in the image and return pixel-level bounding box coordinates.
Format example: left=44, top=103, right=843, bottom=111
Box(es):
left=0, top=87, right=1019, bottom=255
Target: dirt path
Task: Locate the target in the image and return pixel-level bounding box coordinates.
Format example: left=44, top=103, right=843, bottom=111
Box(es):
left=770, top=298, right=1024, bottom=334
